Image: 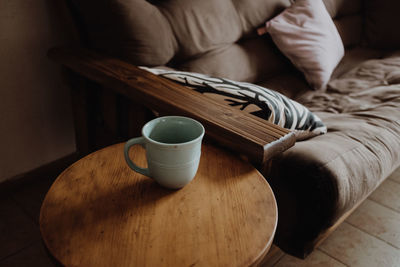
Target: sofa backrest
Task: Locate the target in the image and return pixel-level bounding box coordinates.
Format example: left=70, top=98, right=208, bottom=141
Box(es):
left=70, top=0, right=363, bottom=88
left=363, top=0, right=400, bottom=49
left=324, top=0, right=363, bottom=48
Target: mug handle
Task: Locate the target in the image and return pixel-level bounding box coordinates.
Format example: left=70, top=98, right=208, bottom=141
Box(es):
left=124, top=137, right=150, bottom=177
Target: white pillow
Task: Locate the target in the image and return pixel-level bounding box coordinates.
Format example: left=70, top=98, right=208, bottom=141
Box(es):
left=261, top=0, right=344, bottom=90
left=142, top=67, right=327, bottom=140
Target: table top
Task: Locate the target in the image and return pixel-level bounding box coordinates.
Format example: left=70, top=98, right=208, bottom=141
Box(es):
left=40, top=143, right=277, bottom=267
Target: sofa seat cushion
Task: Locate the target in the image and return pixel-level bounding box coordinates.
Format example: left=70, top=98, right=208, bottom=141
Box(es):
left=264, top=52, right=400, bottom=257
left=254, top=47, right=385, bottom=101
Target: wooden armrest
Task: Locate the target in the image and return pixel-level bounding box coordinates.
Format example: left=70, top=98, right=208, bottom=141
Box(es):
left=48, top=46, right=295, bottom=163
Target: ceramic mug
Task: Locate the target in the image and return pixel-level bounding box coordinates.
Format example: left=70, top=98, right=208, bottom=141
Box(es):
left=124, top=116, right=205, bottom=189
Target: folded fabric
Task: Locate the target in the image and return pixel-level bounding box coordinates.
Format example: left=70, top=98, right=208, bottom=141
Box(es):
left=141, top=67, right=327, bottom=140
left=260, top=0, right=344, bottom=91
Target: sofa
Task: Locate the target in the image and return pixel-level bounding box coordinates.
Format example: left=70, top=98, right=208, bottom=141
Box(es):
left=58, top=0, right=400, bottom=259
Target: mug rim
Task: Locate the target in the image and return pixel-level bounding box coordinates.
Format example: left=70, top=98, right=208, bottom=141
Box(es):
left=141, top=116, right=205, bottom=146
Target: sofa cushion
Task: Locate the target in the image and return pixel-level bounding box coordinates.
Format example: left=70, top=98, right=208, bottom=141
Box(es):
left=262, top=0, right=345, bottom=90
left=176, top=38, right=292, bottom=84
left=142, top=67, right=327, bottom=140
left=323, top=0, right=362, bottom=17
left=256, top=48, right=384, bottom=101
left=157, top=0, right=243, bottom=60
left=264, top=52, right=400, bottom=257
left=258, top=72, right=310, bottom=100
left=70, top=0, right=178, bottom=66
left=331, top=47, right=384, bottom=79
left=333, top=15, right=363, bottom=48
left=365, top=0, right=400, bottom=49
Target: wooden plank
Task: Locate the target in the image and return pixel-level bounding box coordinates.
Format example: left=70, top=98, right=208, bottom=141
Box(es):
left=48, top=46, right=296, bottom=163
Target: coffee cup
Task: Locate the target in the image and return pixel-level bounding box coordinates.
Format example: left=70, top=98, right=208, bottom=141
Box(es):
left=124, top=116, right=205, bottom=189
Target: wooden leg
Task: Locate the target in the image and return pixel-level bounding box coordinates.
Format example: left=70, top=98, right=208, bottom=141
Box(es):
left=67, top=70, right=92, bottom=156
left=100, top=88, right=119, bottom=138
left=91, top=87, right=120, bottom=148
left=66, top=69, right=157, bottom=155
left=118, top=96, right=155, bottom=139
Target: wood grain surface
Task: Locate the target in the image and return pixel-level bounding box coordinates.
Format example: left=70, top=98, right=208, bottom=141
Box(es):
left=40, top=143, right=277, bottom=267
left=48, top=46, right=295, bottom=163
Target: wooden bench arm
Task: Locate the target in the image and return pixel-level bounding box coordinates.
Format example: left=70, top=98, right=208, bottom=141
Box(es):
left=48, top=46, right=295, bottom=163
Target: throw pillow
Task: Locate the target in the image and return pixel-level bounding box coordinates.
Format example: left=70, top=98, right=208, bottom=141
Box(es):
left=258, top=0, right=344, bottom=91
left=141, top=67, right=327, bottom=140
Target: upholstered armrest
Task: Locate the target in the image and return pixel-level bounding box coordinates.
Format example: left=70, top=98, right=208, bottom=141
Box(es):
left=48, top=46, right=295, bottom=163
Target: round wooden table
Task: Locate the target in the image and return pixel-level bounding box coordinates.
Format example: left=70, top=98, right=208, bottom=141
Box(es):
left=40, top=143, right=277, bottom=267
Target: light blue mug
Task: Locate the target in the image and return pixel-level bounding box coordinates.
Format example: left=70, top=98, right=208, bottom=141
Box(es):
left=124, top=116, right=205, bottom=189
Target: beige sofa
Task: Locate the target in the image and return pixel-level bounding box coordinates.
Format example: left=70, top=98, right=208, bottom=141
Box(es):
left=62, top=0, right=400, bottom=258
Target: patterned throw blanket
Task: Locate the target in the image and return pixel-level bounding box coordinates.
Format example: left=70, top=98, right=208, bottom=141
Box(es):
left=300, top=52, right=400, bottom=117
